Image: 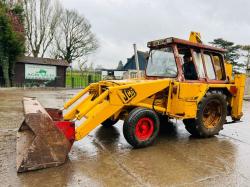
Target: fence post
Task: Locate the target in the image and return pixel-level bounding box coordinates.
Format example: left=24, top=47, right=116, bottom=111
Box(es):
left=88, top=74, right=92, bottom=85
left=72, top=77, right=74, bottom=88
left=70, top=66, right=73, bottom=88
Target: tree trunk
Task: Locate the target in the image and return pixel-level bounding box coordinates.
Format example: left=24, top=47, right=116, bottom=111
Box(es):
left=9, top=60, right=15, bottom=86
left=2, top=56, right=10, bottom=87
left=32, top=49, right=39, bottom=58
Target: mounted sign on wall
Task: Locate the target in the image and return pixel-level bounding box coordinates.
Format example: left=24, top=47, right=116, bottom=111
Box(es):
left=25, top=64, right=56, bottom=80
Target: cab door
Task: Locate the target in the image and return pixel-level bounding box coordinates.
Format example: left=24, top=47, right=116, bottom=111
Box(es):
left=167, top=46, right=207, bottom=119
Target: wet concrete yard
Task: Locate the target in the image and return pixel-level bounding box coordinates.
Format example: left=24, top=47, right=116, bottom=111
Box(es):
left=0, top=89, right=250, bottom=186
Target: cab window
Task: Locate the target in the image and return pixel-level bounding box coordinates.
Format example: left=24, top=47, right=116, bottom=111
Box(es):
left=177, top=45, right=198, bottom=80
left=193, top=51, right=206, bottom=78
left=212, top=54, right=225, bottom=80
left=203, top=54, right=216, bottom=80
left=146, top=47, right=177, bottom=77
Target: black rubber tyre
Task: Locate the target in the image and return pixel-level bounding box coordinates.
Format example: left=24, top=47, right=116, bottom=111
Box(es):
left=101, top=118, right=118, bottom=127
left=232, top=117, right=241, bottom=122
left=183, top=90, right=227, bottom=137
left=159, top=114, right=170, bottom=125
left=183, top=119, right=200, bottom=136
left=123, top=107, right=160, bottom=148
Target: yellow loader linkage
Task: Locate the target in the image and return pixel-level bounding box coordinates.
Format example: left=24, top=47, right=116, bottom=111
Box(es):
left=16, top=32, right=246, bottom=172
left=64, top=79, right=171, bottom=140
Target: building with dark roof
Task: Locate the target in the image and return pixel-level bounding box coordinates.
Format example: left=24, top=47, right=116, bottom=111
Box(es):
left=13, top=56, right=69, bottom=87
left=123, top=51, right=148, bottom=71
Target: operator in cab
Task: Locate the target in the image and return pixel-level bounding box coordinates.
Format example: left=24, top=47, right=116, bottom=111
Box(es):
left=183, top=54, right=198, bottom=80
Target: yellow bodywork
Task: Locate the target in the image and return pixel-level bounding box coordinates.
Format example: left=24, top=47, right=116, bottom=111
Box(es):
left=189, top=31, right=202, bottom=44
left=63, top=73, right=246, bottom=141
left=225, top=62, right=233, bottom=81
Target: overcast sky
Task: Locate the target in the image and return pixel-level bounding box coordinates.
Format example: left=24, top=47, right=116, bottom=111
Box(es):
left=60, top=0, right=250, bottom=69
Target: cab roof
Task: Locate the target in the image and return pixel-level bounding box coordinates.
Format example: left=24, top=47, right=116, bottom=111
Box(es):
left=147, top=37, right=226, bottom=53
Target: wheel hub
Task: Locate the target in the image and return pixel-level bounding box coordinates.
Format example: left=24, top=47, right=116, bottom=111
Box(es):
left=135, top=118, right=154, bottom=141
left=203, top=100, right=222, bottom=129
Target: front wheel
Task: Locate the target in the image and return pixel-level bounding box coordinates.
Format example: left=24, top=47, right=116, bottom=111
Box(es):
left=123, top=108, right=160, bottom=148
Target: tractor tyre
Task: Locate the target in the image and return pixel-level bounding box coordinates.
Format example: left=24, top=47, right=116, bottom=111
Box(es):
left=183, top=119, right=200, bottom=137
left=101, top=118, right=118, bottom=128
left=183, top=90, right=227, bottom=137
left=159, top=114, right=170, bottom=125
left=123, top=107, right=160, bottom=148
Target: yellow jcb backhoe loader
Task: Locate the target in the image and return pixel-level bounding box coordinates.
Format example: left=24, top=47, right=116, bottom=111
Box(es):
left=16, top=32, right=246, bottom=172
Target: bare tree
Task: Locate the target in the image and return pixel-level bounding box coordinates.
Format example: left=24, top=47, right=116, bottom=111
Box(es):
left=53, top=9, right=98, bottom=64
left=78, top=58, right=88, bottom=78
left=23, top=0, right=62, bottom=57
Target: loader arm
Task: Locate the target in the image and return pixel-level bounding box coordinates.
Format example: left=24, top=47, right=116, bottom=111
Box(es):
left=63, top=79, right=171, bottom=140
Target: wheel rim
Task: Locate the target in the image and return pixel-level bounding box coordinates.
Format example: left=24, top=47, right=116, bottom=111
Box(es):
left=135, top=117, right=154, bottom=141
left=202, top=100, right=222, bottom=129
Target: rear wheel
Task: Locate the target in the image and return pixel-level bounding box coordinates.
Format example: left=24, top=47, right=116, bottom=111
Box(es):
left=123, top=108, right=160, bottom=148
left=183, top=119, right=200, bottom=136
left=184, top=91, right=227, bottom=137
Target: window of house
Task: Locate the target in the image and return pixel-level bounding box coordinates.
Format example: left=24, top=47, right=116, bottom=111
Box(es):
left=204, top=54, right=216, bottom=80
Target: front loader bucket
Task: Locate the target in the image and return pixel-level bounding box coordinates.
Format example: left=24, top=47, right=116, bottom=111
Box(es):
left=16, top=97, right=75, bottom=173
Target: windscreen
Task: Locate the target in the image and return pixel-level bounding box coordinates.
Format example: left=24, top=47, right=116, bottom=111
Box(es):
left=146, top=47, right=177, bottom=77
